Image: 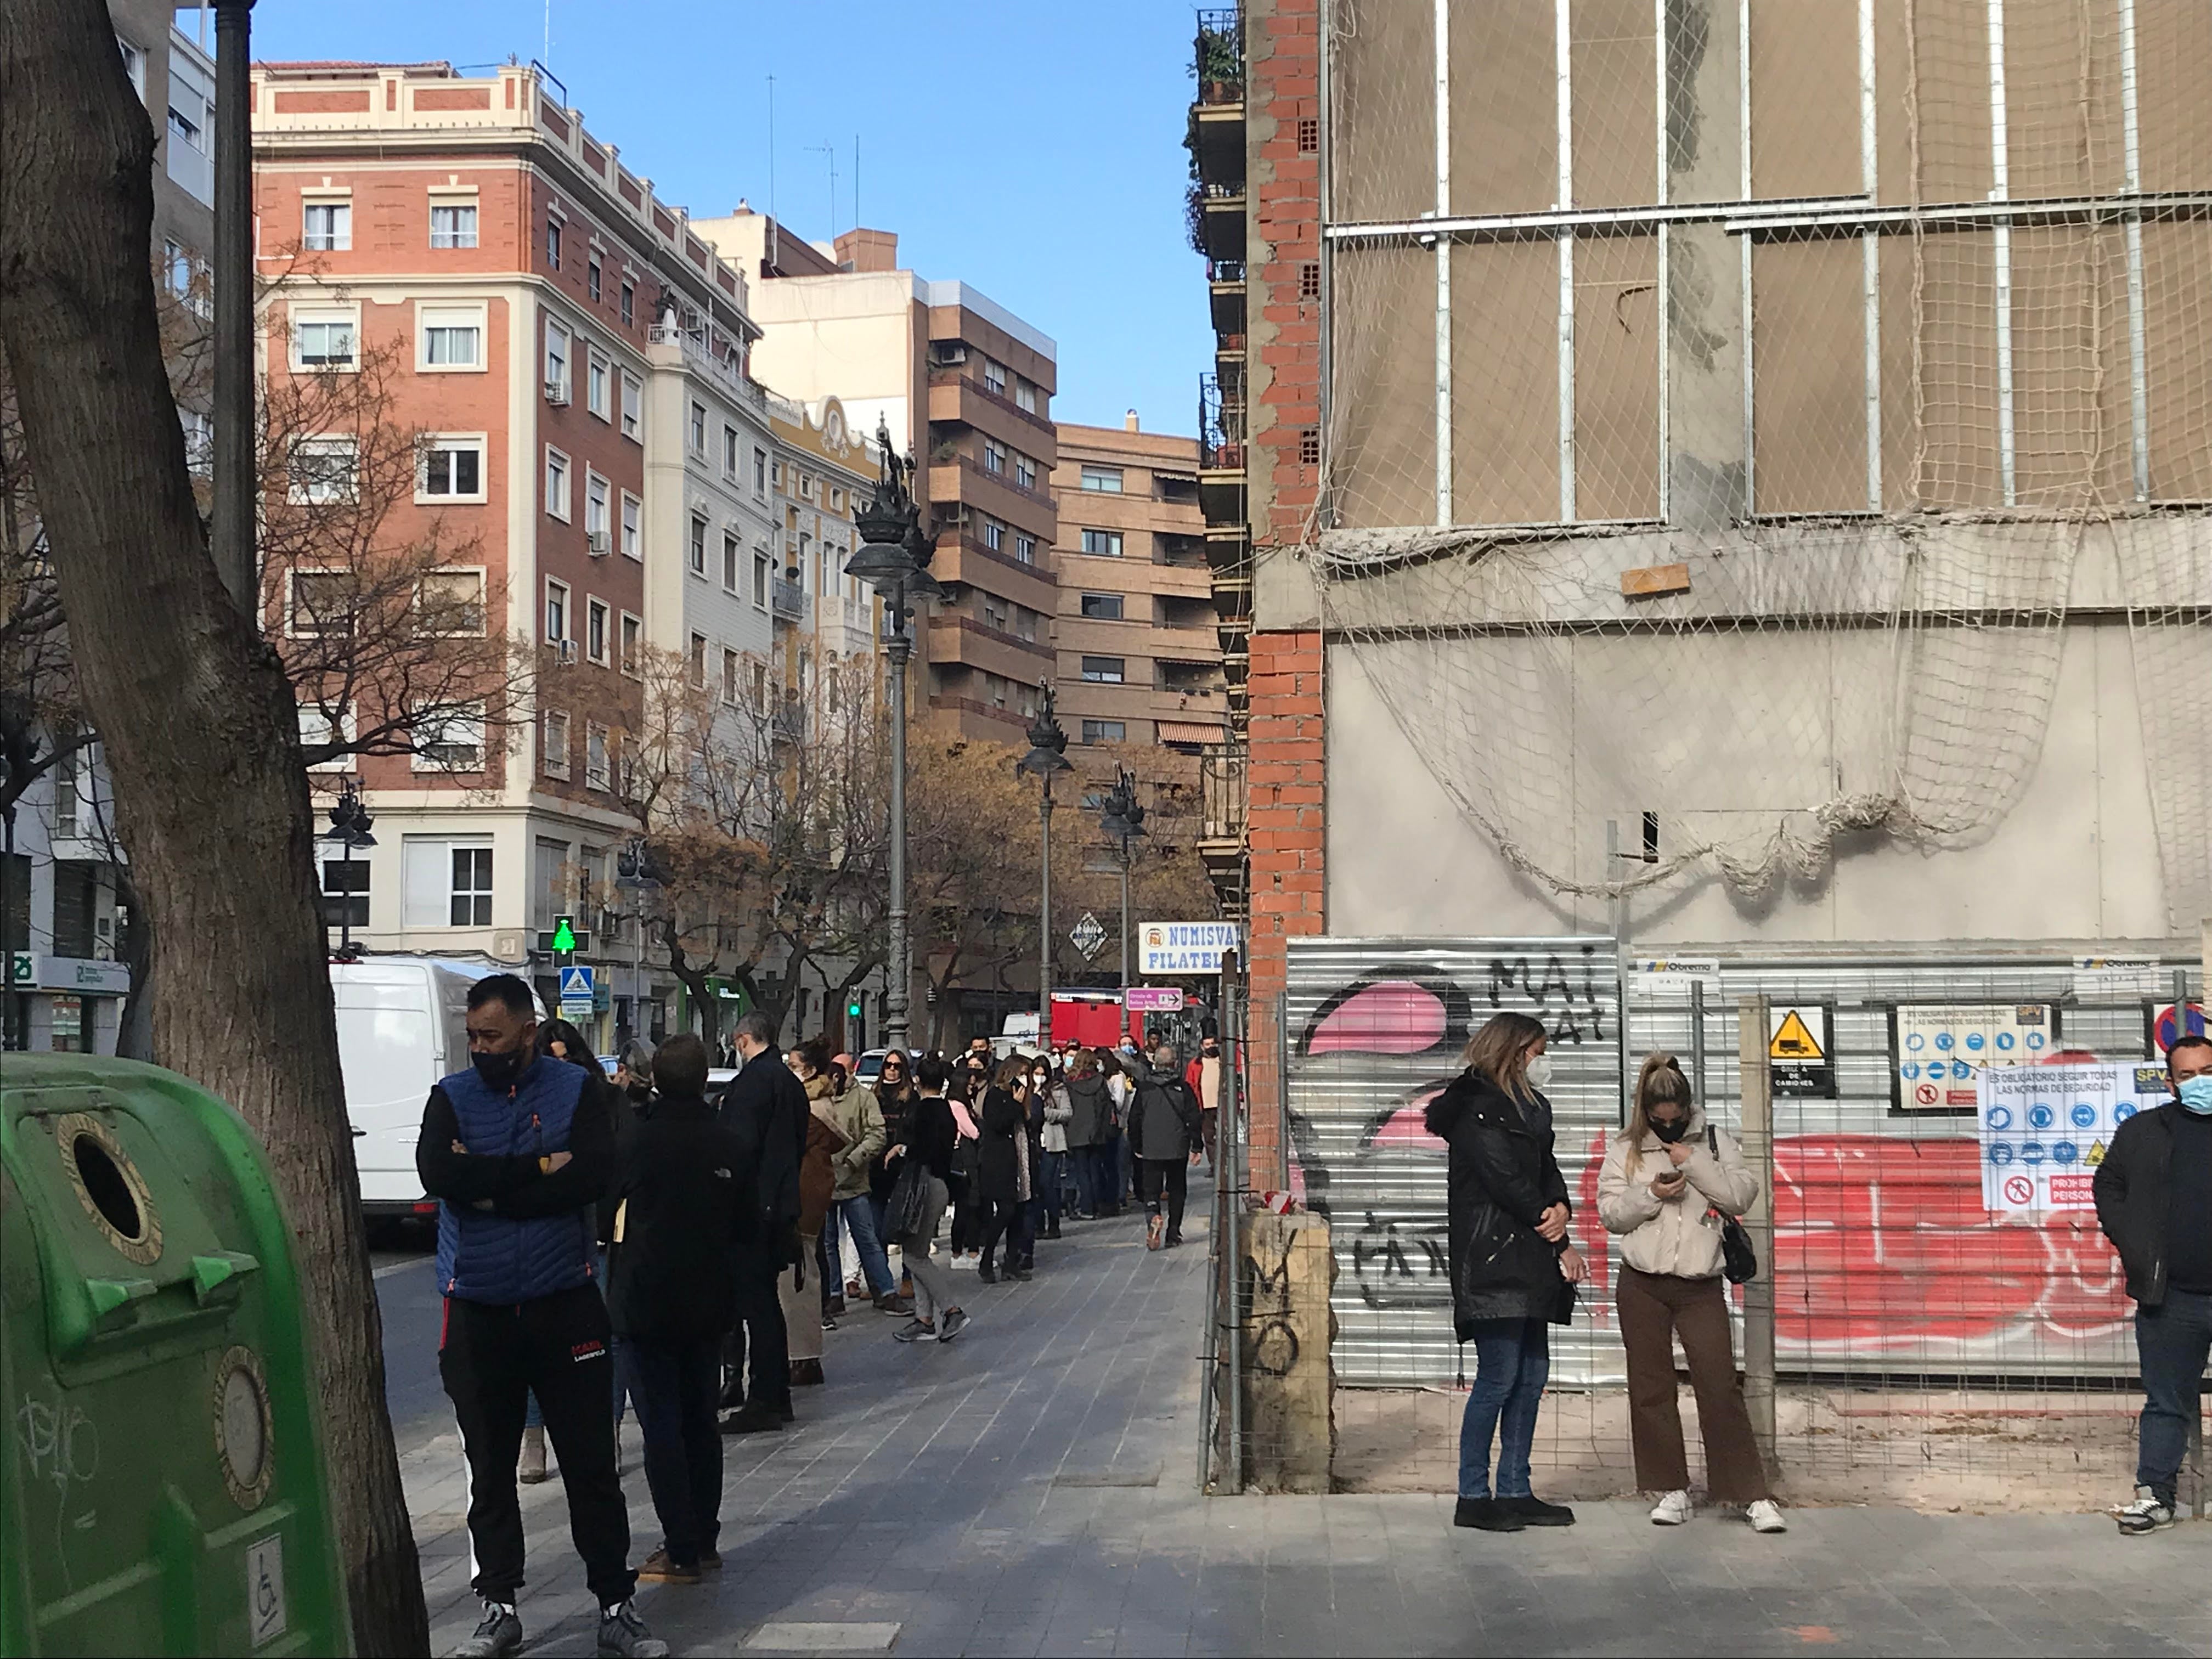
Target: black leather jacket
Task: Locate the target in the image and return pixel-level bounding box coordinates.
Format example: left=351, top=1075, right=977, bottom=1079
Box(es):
left=1424, top=1070, right=1575, bottom=1334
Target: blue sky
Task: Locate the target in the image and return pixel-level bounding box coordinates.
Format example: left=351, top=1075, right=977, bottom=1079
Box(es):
left=247, top=0, right=1214, bottom=437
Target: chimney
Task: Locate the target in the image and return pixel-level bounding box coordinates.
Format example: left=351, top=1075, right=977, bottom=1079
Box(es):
left=834, top=227, right=899, bottom=273
left=1125, top=409, right=1140, bottom=432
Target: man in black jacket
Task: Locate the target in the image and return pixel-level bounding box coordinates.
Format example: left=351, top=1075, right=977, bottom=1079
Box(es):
left=2092, top=1031, right=2212, bottom=1535
left=606, top=1034, right=752, bottom=1583
left=1130, top=1041, right=1205, bottom=1250
left=714, top=1011, right=808, bottom=1434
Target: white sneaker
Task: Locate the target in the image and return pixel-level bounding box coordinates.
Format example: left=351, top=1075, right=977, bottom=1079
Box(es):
left=1649, top=1489, right=1692, bottom=1526
left=1746, top=1499, right=1787, bottom=1533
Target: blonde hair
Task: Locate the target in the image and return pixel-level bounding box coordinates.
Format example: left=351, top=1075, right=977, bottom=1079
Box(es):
left=1462, top=1011, right=1547, bottom=1102
left=1622, top=1051, right=1695, bottom=1177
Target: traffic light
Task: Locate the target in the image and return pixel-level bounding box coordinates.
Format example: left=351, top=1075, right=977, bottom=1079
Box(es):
left=847, top=996, right=863, bottom=1020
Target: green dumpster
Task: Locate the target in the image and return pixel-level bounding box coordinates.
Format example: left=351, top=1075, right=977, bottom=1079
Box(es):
left=1, top=1054, right=352, bottom=1656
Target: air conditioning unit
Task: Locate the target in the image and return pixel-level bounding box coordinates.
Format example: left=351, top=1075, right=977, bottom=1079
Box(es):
left=587, top=529, right=611, bottom=556
left=555, top=639, right=578, bottom=664
left=491, top=929, right=528, bottom=962
left=544, top=380, right=570, bottom=406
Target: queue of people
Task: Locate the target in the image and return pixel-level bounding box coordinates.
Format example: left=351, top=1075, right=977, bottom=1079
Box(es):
left=417, top=983, right=1206, bottom=1658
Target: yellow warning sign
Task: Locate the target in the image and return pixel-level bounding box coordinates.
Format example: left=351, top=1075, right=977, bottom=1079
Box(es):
left=1770, top=1009, right=1825, bottom=1061
left=2086, top=1138, right=2107, bottom=1167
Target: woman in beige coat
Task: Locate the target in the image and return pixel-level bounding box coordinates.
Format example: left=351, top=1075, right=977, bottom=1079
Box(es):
left=1597, top=1052, right=1785, bottom=1533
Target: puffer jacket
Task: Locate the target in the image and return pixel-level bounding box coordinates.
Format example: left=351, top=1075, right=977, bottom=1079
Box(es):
left=1424, top=1070, right=1575, bottom=1333
left=1595, top=1111, right=1759, bottom=1279
left=1063, top=1074, right=1111, bottom=1147
left=798, top=1076, right=851, bottom=1236
left=824, top=1082, right=887, bottom=1201
left=1041, top=1085, right=1074, bottom=1154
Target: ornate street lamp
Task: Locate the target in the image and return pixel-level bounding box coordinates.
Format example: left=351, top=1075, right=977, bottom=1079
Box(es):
left=1097, top=764, right=1146, bottom=990
left=847, top=419, right=943, bottom=1053
left=1016, top=681, right=1073, bottom=1047
left=321, top=778, right=376, bottom=962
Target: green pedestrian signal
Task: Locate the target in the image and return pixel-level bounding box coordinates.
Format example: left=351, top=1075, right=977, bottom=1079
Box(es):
left=550, top=915, right=578, bottom=953
left=847, top=997, right=862, bottom=1019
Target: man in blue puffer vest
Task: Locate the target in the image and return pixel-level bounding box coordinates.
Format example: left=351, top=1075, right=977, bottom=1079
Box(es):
left=416, top=974, right=668, bottom=1659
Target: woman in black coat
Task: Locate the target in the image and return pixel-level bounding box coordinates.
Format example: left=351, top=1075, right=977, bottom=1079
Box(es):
left=973, top=1058, right=1032, bottom=1284
left=1423, top=1011, right=1588, bottom=1534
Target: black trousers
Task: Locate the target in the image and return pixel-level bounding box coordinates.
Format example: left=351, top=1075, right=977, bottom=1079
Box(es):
left=440, top=1284, right=633, bottom=1607
left=1138, top=1157, right=1189, bottom=1239
left=978, top=1193, right=1030, bottom=1271
left=618, top=1333, right=723, bottom=1566
left=726, top=1256, right=790, bottom=1416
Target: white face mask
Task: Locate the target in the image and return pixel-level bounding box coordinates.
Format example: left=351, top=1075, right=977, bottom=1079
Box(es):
left=1524, top=1053, right=1553, bottom=1091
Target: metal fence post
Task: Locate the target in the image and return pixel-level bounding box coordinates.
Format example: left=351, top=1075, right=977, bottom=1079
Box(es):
left=1736, top=994, right=1778, bottom=1475
left=1275, top=989, right=1291, bottom=1193
left=1220, top=949, right=1245, bottom=1495
left=2182, top=967, right=2205, bottom=1519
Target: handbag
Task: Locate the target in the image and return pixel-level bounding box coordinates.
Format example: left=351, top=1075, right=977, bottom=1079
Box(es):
left=1706, top=1126, right=1759, bottom=1285
left=881, top=1156, right=930, bottom=1246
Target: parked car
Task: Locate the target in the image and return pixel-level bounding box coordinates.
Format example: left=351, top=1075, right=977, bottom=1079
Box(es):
left=853, top=1048, right=889, bottom=1088
left=332, top=956, right=546, bottom=1217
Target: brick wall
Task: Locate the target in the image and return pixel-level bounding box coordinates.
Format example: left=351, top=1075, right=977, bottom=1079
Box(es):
left=1244, top=628, right=1323, bottom=1187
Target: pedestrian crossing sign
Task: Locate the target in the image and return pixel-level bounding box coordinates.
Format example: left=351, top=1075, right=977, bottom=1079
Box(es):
left=557, top=966, right=595, bottom=1012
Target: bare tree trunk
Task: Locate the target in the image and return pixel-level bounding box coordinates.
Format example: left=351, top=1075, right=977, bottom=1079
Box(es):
left=114, top=868, right=155, bottom=1062
left=0, top=7, right=427, bottom=1654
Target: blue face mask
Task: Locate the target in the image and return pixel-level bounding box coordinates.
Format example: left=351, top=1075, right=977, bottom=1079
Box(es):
left=2179, top=1075, right=2212, bottom=1115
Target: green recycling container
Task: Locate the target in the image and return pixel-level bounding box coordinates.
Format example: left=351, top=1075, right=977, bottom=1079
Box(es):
left=1, top=1054, right=352, bottom=1656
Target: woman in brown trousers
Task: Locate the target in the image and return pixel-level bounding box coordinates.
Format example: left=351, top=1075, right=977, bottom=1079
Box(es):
left=1597, top=1052, right=1786, bottom=1533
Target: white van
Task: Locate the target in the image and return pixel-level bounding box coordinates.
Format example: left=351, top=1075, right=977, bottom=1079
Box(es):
left=331, top=956, right=545, bottom=1215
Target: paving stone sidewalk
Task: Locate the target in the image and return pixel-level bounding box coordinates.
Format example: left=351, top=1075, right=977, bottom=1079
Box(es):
left=402, top=1184, right=2210, bottom=1658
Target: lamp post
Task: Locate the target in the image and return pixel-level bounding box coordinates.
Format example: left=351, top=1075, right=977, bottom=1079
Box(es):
left=321, top=779, right=376, bottom=962
left=846, top=419, right=942, bottom=1054
left=1017, top=682, right=1072, bottom=1048
left=614, top=838, right=658, bottom=1048
left=1097, top=763, right=1146, bottom=997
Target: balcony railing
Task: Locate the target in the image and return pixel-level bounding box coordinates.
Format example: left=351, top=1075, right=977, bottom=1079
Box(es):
left=1199, top=746, right=1246, bottom=843
left=1199, top=373, right=1245, bottom=470
left=1194, top=7, right=1244, bottom=103
left=648, top=323, right=768, bottom=412
left=1207, top=259, right=1245, bottom=284
left=771, top=578, right=808, bottom=622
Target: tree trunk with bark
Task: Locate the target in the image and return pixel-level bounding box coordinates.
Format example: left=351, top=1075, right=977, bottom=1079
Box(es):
left=0, top=6, right=427, bottom=1653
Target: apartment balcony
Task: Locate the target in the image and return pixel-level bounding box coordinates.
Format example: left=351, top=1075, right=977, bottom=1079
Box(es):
left=1211, top=571, right=1253, bottom=627
left=1192, top=7, right=1245, bottom=187
left=771, top=577, right=809, bottom=624
left=1197, top=743, right=1248, bottom=922
left=927, top=456, right=1058, bottom=540
left=771, top=702, right=803, bottom=744
left=1207, top=259, right=1245, bottom=336
left=648, top=324, right=768, bottom=414
left=1198, top=182, right=1246, bottom=264
left=925, top=369, right=1059, bottom=452
left=1198, top=373, right=1246, bottom=530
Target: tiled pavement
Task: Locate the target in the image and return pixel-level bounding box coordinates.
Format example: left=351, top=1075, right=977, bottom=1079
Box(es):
left=397, top=1182, right=2211, bottom=1658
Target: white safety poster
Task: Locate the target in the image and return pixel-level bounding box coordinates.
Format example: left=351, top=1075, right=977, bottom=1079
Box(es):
left=1978, top=1062, right=2170, bottom=1212
left=1895, top=1002, right=2054, bottom=1109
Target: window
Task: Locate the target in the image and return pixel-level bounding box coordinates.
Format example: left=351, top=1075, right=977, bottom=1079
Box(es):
left=1080, top=591, right=1124, bottom=619
left=1013, top=532, right=1038, bottom=565
left=688, top=515, right=708, bottom=576
left=416, top=568, right=486, bottom=636
left=321, top=857, right=370, bottom=930
left=291, top=308, right=357, bottom=370
left=981, top=517, right=1006, bottom=554
left=545, top=579, right=569, bottom=644
left=586, top=597, right=608, bottom=664
left=620, top=492, right=641, bottom=559
left=1080, top=465, right=1124, bottom=493
left=430, top=201, right=478, bottom=249
left=981, top=596, right=1010, bottom=632
left=1015, top=378, right=1038, bottom=414
left=544, top=448, right=571, bottom=520
left=413, top=703, right=487, bottom=774
left=1081, top=719, right=1126, bottom=744
left=620, top=371, right=642, bottom=439
left=180, top=408, right=213, bottom=474
left=752, top=663, right=769, bottom=705
left=302, top=200, right=351, bottom=252
left=287, top=436, right=358, bottom=504
left=723, top=532, right=741, bottom=592
left=419, top=306, right=483, bottom=369
left=752, top=448, right=769, bottom=495
left=722, top=426, right=740, bottom=478
left=162, top=237, right=209, bottom=318
left=1298, top=261, right=1321, bottom=300
left=587, top=352, right=610, bottom=418
left=587, top=254, right=602, bottom=301
left=1299, top=116, right=1321, bottom=153
left=298, top=703, right=356, bottom=769
left=544, top=320, right=571, bottom=399
left=1014, top=453, right=1037, bottom=490
left=983, top=437, right=1007, bottom=475
left=586, top=471, right=610, bottom=538
left=167, top=56, right=213, bottom=205
left=983, top=358, right=1007, bottom=396
left=619, top=613, right=642, bottom=676
left=721, top=648, right=740, bottom=706
left=546, top=218, right=562, bottom=269
left=542, top=710, right=571, bottom=778
left=799, top=472, right=814, bottom=501
left=585, top=723, right=611, bottom=790
left=403, top=839, right=493, bottom=927
left=117, top=34, right=145, bottom=97
left=287, top=570, right=352, bottom=636
left=753, top=552, right=770, bottom=607
left=830, top=486, right=845, bottom=511
left=620, top=280, right=634, bottom=325
left=689, top=401, right=707, bottom=455
left=688, top=634, right=709, bottom=687
left=1081, top=656, right=1126, bottom=684
left=1080, top=528, right=1124, bottom=557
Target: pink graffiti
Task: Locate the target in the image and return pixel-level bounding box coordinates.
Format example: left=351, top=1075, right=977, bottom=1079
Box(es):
left=1307, top=980, right=1447, bottom=1056
left=1370, top=1087, right=1448, bottom=1149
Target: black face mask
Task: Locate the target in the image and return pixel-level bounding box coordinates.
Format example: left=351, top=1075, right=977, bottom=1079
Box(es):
left=1650, top=1115, right=1690, bottom=1144
left=472, top=1047, right=527, bottom=1090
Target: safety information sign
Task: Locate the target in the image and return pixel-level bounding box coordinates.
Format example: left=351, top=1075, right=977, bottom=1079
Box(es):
left=1894, top=1003, right=2053, bottom=1111
left=1767, top=1004, right=1836, bottom=1098
left=1978, top=1062, right=2169, bottom=1212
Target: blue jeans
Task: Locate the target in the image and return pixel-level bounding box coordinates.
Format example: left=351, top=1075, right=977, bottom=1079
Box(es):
left=826, top=1193, right=896, bottom=1299
left=1458, top=1318, right=1551, bottom=1499
left=1028, top=1150, right=1069, bottom=1232
left=2136, top=1287, right=2212, bottom=1503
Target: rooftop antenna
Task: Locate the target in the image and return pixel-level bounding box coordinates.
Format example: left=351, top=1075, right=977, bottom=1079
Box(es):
left=766, top=74, right=778, bottom=270
left=806, top=141, right=838, bottom=239
left=543, top=0, right=551, bottom=68
left=854, top=134, right=861, bottom=229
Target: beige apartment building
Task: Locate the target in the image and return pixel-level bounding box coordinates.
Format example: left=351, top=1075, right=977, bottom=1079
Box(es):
left=696, top=211, right=1061, bottom=740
